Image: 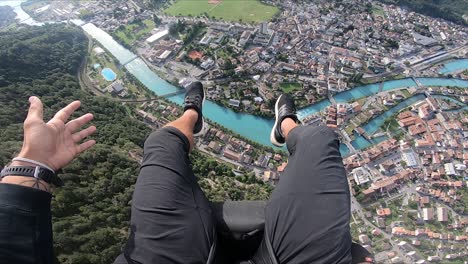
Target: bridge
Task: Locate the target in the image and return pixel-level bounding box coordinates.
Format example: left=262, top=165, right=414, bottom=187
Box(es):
left=160, top=89, right=186, bottom=98
left=121, top=56, right=139, bottom=66
left=378, top=80, right=385, bottom=92
left=119, top=89, right=185, bottom=103
left=411, top=77, right=423, bottom=88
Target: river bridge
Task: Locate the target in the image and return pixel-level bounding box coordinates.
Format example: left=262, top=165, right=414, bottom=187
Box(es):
left=121, top=56, right=139, bottom=66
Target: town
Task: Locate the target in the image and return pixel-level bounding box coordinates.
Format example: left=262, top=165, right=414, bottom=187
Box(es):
left=15, top=0, right=468, bottom=263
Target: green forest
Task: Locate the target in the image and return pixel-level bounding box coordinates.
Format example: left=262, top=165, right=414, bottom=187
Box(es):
left=0, top=25, right=272, bottom=263
left=377, top=0, right=467, bottom=26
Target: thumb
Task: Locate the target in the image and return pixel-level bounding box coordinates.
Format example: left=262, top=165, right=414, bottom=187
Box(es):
left=26, top=96, right=44, bottom=124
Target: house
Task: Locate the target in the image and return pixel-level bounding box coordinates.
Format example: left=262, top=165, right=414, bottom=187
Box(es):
left=377, top=208, right=392, bottom=217
left=263, top=171, right=278, bottom=183
left=358, top=234, right=370, bottom=245
left=238, top=31, right=252, bottom=47
left=111, top=82, right=125, bottom=94
left=423, top=208, right=434, bottom=221
left=351, top=167, right=372, bottom=185
left=200, top=59, right=215, bottom=70
left=437, top=207, right=448, bottom=222
left=229, top=99, right=241, bottom=108
left=93, top=47, right=105, bottom=55
left=223, top=149, right=242, bottom=162
left=208, top=141, right=222, bottom=154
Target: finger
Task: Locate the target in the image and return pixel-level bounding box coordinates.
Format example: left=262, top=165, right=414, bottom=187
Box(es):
left=77, top=140, right=96, bottom=154
left=72, top=126, right=96, bottom=142
left=25, top=96, right=44, bottom=125
left=52, top=101, right=81, bottom=123
left=66, top=113, right=94, bottom=133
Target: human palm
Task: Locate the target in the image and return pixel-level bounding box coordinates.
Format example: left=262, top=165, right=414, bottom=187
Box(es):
left=19, top=97, right=96, bottom=171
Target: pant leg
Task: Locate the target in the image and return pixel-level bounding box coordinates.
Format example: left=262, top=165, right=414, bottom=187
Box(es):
left=114, top=127, right=215, bottom=264
left=265, top=125, right=351, bottom=264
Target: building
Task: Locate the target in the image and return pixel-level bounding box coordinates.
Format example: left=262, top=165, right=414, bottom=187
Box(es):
left=111, top=82, right=125, bottom=94
left=263, top=171, right=278, bottom=184
left=351, top=167, right=372, bottom=185
left=377, top=208, right=392, bottom=217
left=229, top=99, right=241, bottom=107
left=93, top=46, right=105, bottom=56
left=223, top=149, right=242, bottom=162
left=412, top=33, right=438, bottom=47
left=253, top=22, right=273, bottom=46
left=437, top=207, right=448, bottom=222
left=199, top=34, right=212, bottom=45
left=238, top=31, right=251, bottom=47
left=146, top=29, right=169, bottom=43
left=208, top=141, right=222, bottom=154
left=444, top=163, right=456, bottom=176
left=200, top=59, right=214, bottom=70
left=423, top=208, right=434, bottom=221
left=401, top=147, right=419, bottom=167
left=358, top=234, right=370, bottom=245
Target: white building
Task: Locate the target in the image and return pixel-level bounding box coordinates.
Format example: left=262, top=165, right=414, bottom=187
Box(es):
left=146, top=29, right=169, bottom=44
left=401, top=147, right=419, bottom=167
left=351, top=167, right=372, bottom=185
left=423, top=208, right=434, bottom=221
left=93, top=47, right=105, bottom=55
left=437, top=207, right=448, bottom=222
left=444, top=163, right=456, bottom=176
left=200, top=59, right=215, bottom=70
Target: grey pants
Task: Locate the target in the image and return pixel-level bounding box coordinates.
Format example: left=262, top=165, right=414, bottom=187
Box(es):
left=115, top=125, right=351, bottom=263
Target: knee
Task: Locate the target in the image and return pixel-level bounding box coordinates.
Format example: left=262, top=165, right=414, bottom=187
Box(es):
left=303, top=125, right=338, bottom=141
left=144, top=129, right=163, bottom=148
left=144, top=127, right=190, bottom=153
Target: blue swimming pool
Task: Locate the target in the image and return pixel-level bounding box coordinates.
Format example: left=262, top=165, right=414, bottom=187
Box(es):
left=101, top=68, right=116, bottom=81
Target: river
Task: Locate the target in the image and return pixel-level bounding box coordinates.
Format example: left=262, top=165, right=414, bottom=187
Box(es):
left=439, top=59, right=468, bottom=74
left=0, top=0, right=44, bottom=26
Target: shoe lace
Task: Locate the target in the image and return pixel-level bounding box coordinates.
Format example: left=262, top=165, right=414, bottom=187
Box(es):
left=185, top=94, right=201, bottom=105
left=278, top=104, right=295, bottom=118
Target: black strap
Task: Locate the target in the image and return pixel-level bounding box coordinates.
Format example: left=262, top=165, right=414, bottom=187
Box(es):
left=1, top=166, right=63, bottom=187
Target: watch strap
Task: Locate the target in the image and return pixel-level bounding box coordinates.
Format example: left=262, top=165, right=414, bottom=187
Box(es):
left=1, top=166, right=63, bottom=187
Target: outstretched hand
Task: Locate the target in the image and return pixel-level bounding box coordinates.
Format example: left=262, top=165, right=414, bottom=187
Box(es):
left=18, top=96, right=97, bottom=171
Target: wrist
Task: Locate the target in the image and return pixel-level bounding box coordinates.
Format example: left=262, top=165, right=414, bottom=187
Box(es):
left=2, top=161, right=51, bottom=193
left=17, top=149, right=57, bottom=171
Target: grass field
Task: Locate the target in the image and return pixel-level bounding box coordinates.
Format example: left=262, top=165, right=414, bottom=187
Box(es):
left=371, top=6, right=385, bottom=17
left=164, top=0, right=280, bottom=23
left=279, top=82, right=302, bottom=93
left=114, top=19, right=155, bottom=46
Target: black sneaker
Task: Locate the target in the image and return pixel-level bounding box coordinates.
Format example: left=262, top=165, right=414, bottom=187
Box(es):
left=270, top=94, right=299, bottom=147
left=183, top=81, right=205, bottom=136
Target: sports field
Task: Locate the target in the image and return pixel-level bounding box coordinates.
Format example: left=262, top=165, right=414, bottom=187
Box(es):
left=164, top=0, right=280, bottom=23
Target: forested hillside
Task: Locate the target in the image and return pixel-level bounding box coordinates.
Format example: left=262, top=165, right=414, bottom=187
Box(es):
left=0, top=24, right=272, bottom=263
left=377, top=0, right=467, bottom=26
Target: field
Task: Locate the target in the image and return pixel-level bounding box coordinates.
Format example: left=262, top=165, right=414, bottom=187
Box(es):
left=279, top=82, right=302, bottom=93
left=371, top=5, right=385, bottom=17
left=164, top=0, right=280, bottom=23
left=114, top=19, right=155, bottom=46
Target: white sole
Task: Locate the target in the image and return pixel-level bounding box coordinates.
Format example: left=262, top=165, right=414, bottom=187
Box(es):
left=193, top=90, right=206, bottom=137
left=270, top=95, right=285, bottom=147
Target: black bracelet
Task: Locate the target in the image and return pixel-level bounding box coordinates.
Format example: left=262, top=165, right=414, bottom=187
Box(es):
left=0, top=166, right=64, bottom=187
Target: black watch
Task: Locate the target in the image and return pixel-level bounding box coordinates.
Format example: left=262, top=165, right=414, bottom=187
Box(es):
left=0, top=166, right=63, bottom=187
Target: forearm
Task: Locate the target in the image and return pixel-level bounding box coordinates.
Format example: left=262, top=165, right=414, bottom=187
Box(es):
left=0, top=180, right=53, bottom=263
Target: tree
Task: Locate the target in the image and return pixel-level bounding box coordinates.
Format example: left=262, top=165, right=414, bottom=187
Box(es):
left=152, top=15, right=161, bottom=25
left=400, top=160, right=407, bottom=168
